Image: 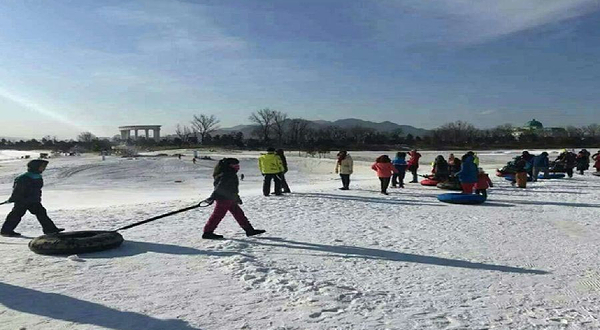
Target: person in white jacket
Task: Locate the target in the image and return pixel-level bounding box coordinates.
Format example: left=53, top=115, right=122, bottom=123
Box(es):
left=335, top=151, right=354, bottom=190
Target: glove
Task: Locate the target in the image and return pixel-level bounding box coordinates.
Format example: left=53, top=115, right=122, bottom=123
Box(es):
left=236, top=195, right=243, bottom=205
left=200, top=197, right=215, bottom=206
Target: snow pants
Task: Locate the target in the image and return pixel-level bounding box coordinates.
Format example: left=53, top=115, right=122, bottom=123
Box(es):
left=392, top=171, right=406, bottom=187
left=409, top=166, right=419, bottom=183
left=339, top=174, right=351, bottom=189
left=379, top=177, right=391, bottom=193
left=279, top=173, right=291, bottom=193
left=565, top=168, right=574, bottom=178
left=1, top=202, right=59, bottom=234
left=461, top=183, right=475, bottom=194
left=515, top=172, right=528, bottom=188
left=532, top=166, right=548, bottom=181
left=203, top=200, right=251, bottom=233
left=263, top=174, right=282, bottom=196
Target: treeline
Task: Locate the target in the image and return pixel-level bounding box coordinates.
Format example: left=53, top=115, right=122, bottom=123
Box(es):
left=3, top=110, right=599, bottom=152
left=174, top=110, right=600, bottom=150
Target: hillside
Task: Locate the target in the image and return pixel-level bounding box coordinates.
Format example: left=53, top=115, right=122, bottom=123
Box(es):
left=215, top=118, right=429, bottom=138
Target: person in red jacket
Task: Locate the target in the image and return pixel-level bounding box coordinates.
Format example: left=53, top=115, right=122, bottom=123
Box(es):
left=203, top=158, right=265, bottom=239
left=475, top=168, right=493, bottom=198
left=407, top=150, right=422, bottom=183
left=371, top=155, right=398, bottom=195
left=593, top=151, right=600, bottom=172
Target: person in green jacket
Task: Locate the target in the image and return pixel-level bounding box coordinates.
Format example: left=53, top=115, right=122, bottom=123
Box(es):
left=258, top=147, right=284, bottom=196
left=1, top=160, right=64, bottom=237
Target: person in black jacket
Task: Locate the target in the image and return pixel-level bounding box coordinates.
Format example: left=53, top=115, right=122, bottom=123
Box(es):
left=276, top=149, right=291, bottom=193
left=557, top=150, right=577, bottom=178
left=1, top=159, right=64, bottom=237
left=202, top=158, right=265, bottom=239
left=432, top=155, right=450, bottom=182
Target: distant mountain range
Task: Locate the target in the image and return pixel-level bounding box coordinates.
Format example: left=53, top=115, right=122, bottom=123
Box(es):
left=215, top=118, right=430, bottom=137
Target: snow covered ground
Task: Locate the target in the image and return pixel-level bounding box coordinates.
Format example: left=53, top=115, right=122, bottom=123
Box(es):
left=1, top=149, right=600, bottom=329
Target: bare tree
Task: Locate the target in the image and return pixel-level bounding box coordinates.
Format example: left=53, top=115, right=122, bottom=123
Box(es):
left=272, top=111, right=288, bottom=145
left=348, top=126, right=375, bottom=145
left=77, top=132, right=96, bottom=143
left=565, top=126, right=584, bottom=138
left=191, top=114, right=220, bottom=144
left=249, top=108, right=277, bottom=142
left=585, top=124, right=600, bottom=137
left=434, top=121, right=479, bottom=145
left=175, top=124, right=193, bottom=145
left=287, top=118, right=311, bottom=146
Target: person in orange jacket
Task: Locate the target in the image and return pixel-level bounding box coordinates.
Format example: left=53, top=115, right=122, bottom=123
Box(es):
left=474, top=168, right=493, bottom=199
left=371, top=155, right=399, bottom=195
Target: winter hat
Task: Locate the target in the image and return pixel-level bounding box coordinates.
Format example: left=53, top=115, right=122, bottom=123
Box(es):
left=213, top=158, right=240, bottom=177
left=266, top=147, right=275, bottom=153
left=27, top=159, right=49, bottom=173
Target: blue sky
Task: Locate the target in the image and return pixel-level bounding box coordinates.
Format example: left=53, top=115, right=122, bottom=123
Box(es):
left=0, top=0, right=599, bottom=139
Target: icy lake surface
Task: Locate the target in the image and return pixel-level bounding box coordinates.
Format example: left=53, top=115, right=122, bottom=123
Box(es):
left=1, top=149, right=600, bottom=329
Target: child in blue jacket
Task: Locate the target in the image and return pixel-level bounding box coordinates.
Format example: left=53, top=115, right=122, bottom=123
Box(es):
left=391, top=152, right=408, bottom=188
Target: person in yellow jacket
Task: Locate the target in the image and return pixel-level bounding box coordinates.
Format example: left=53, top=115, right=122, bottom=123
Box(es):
left=258, top=147, right=284, bottom=196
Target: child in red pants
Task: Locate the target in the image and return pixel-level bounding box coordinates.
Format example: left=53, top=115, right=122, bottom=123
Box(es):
left=203, top=158, right=265, bottom=239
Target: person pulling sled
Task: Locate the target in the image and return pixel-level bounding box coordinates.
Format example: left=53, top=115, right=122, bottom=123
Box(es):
left=1, top=160, right=64, bottom=237
left=202, top=158, right=265, bottom=239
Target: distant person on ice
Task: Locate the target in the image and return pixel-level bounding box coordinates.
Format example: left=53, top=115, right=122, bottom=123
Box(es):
left=456, top=154, right=478, bottom=194
left=258, top=147, right=284, bottom=196
left=576, top=149, right=591, bottom=175
left=202, top=158, right=265, bottom=239
left=432, top=155, right=449, bottom=182
left=1, top=159, right=64, bottom=237
left=593, top=151, right=600, bottom=173
left=335, top=151, right=353, bottom=190
left=391, top=152, right=407, bottom=188
left=276, top=149, right=291, bottom=193
left=556, top=149, right=577, bottom=178
left=475, top=168, right=493, bottom=199
left=512, top=157, right=529, bottom=188
left=371, top=155, right=398, bottom=195
left=532, top=152, right=549, bottom=182
left=407, top=149, right=421, bottom=183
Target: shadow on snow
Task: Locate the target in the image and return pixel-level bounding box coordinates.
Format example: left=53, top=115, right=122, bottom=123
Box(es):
left=0, top=282, right=201, bottom=330
left=81, top=240, right=251, bottom=259
left=294, top=192, right=445, bottom=206
left=236, top=237, right=549, bottom=275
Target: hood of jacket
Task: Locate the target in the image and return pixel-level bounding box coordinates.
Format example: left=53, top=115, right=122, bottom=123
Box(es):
left=27, top=159, right=49, bottom=174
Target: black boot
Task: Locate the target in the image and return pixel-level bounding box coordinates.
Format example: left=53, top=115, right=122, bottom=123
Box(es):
left=202, top=232, right=224, bottom=239
left=245, top=228, right=266, bottom=237
left=44, top=228, right=65, bottom=235
left=1, top=231, right=22, bottom=237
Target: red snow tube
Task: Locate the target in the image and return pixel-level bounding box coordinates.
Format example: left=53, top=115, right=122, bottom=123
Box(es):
left=420, top=179, right=439, bottom=186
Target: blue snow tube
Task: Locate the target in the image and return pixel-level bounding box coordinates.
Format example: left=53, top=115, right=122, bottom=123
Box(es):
left=538, top=173, right=565, bottom=179
left=437, top=193, right=486, bottom=205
